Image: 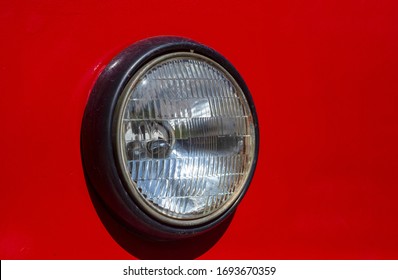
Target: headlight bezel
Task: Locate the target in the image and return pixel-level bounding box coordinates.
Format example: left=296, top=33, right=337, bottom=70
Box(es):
left=81, top=36, right=259, bottom=240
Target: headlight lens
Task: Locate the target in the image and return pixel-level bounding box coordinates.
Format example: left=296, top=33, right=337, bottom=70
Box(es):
left=115, top=52, right=256, bottom=226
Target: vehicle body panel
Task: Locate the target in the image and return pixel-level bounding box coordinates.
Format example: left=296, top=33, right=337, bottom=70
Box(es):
left=1, top=0, right=398, bottom=259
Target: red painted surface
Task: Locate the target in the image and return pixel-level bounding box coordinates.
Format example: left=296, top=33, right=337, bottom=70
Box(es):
left=1, top=0, right=398, bottom=259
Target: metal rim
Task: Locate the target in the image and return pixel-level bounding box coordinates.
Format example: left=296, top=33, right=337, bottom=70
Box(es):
left=114, top=51, right=256, bottom=227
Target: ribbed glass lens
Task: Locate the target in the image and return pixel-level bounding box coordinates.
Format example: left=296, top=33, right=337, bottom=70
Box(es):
left=116, top=53, right=256, bottom=225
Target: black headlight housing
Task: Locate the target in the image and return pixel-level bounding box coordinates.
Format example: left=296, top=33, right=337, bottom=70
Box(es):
left=81, top=36, right=259, bottom=240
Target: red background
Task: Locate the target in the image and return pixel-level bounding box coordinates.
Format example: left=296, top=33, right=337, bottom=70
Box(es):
left=1, top=0, right=398, bottom=259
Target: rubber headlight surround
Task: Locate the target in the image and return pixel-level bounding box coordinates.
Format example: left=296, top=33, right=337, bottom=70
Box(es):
left=81, top=36, right=259, bottom=240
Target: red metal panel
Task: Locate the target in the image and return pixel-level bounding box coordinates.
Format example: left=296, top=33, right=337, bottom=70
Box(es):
left=1, top=0, right=398, bottom=259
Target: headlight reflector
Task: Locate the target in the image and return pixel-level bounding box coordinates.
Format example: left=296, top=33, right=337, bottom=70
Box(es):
left=115, top=53, right=256, bottom=226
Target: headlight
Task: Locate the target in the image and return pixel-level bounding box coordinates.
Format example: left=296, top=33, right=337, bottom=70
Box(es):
left=81, top=36, right=258, bottom=240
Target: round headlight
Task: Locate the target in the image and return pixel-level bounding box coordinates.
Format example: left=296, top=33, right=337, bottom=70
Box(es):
left=81, top=37, right=258, bottom=240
